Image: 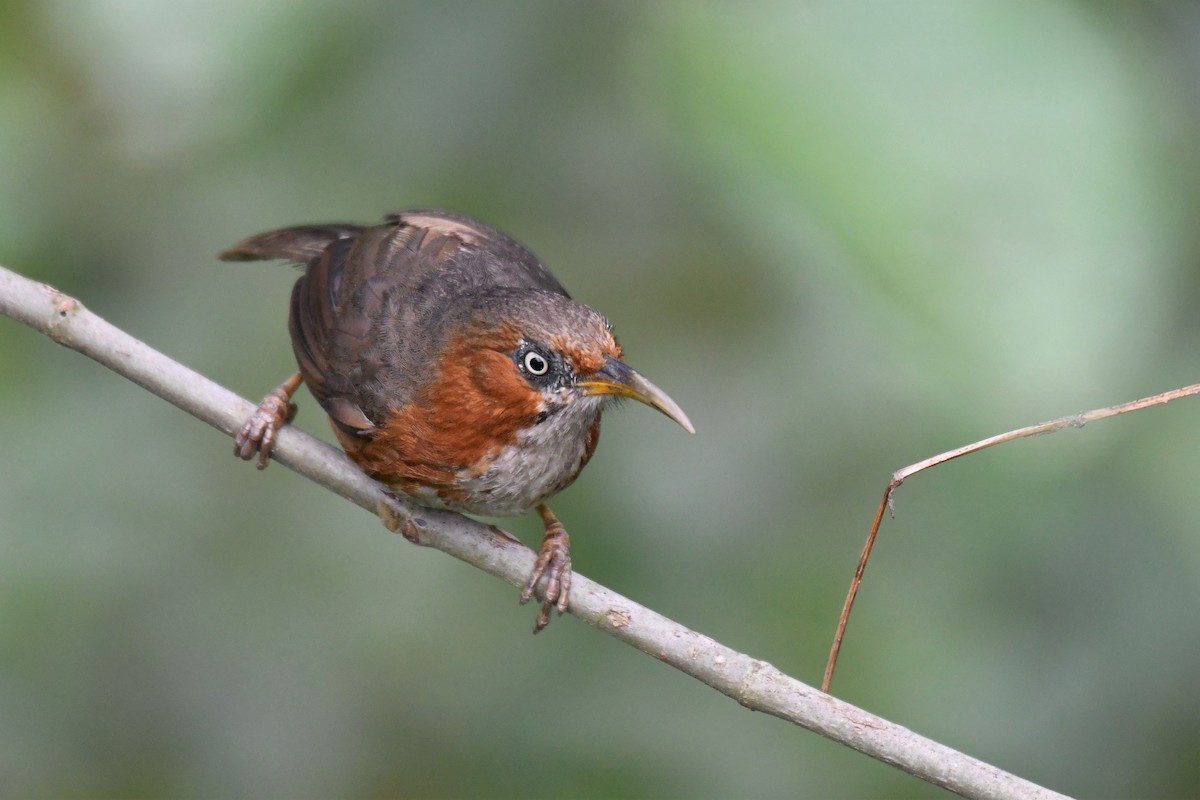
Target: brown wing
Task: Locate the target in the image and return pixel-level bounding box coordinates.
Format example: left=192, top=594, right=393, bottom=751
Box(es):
left=222, top=209, right=570, bottom=438
left=380, top=209, right=568, bottom=297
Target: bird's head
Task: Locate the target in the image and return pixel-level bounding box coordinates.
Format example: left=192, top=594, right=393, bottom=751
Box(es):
left=440, top=289, right=694, bottom=438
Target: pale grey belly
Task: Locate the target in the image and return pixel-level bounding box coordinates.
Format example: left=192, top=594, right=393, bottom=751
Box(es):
left=430, top=400, right=604, bottom=516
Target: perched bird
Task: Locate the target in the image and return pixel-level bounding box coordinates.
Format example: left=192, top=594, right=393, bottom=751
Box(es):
left=221, top=209, right=693, bottom=631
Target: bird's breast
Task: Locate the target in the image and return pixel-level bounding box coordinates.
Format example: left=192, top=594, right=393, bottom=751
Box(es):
left=340, top=366, right=608, bottom=517
left=450, top=398, right=605, bottom=515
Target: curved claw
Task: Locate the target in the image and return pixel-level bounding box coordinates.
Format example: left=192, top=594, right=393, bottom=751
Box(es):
left=520, top=505, right=572, bottom=633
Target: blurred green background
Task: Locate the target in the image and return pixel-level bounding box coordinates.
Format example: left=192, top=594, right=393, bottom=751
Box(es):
left=3, top=1, right=1200, bottom=797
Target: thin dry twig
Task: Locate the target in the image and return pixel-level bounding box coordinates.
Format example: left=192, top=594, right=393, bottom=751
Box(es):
left=0, top=264, right=1072, bottom=800
left=823, top=383, right=1200, bottom=693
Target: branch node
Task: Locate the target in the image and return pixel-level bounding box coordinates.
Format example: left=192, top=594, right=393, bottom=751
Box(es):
left=46, top=291, right=80, bottom=342
left=736, top=659, right=767, bottom=709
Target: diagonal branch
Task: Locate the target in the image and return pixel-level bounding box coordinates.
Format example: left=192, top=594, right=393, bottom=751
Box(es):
left=0, top=265, right=1071, bottom=800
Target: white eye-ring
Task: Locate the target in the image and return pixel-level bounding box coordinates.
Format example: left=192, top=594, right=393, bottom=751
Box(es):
left=523, top=350, right=549, bottom=376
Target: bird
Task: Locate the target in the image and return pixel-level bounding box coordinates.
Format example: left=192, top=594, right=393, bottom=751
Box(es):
left=220, top=209, right=693, bottom=632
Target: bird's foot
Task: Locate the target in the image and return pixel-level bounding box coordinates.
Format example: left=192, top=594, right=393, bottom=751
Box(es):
left=376, top=495, right=422, bottom=544
left=234, top=372, right=302, bottom=469
left=520, top=504, right=572, bottom=633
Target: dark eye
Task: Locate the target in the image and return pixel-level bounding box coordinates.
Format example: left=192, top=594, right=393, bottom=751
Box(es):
left=523, top=350, right=549, bottom=376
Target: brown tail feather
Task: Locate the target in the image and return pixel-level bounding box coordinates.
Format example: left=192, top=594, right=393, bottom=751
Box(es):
left=218, top=224, right=365, bottom=264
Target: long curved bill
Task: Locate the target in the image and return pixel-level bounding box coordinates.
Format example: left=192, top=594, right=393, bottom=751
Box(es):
left=578, top=354, right=695, bottom=434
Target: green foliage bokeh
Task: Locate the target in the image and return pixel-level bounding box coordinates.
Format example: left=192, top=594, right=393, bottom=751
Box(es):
left=3, top=2, right=1200, bottom=797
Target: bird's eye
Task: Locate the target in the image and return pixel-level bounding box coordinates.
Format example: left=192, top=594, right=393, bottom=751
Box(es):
left=523, top=350, right=549, bottom=376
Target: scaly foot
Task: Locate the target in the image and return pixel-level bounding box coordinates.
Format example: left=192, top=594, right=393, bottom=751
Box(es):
left=234, top=372, right=302, bottom=469
left=520, top=504, right=572, bottom=633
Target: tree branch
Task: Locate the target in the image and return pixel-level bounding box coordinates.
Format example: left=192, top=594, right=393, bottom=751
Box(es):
left=0, top=265, right=1072, bottom=800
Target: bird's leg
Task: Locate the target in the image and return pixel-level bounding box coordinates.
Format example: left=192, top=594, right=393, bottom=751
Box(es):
left=234, top=371, right=302, bottom=469
left=520, top=503, right=572, bottom=633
